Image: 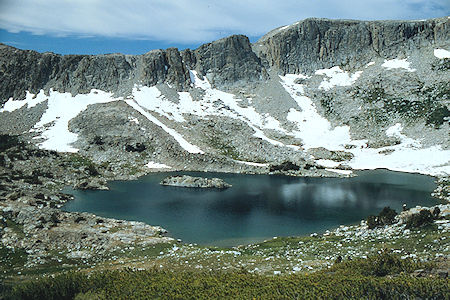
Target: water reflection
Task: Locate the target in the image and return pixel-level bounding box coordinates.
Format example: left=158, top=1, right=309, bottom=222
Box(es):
left=63, top=170, right=438, bottom=246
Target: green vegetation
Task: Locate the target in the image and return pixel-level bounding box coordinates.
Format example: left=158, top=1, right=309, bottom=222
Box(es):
left=431, top=58, right=450, bottom=71
left=426, top=106, right=450, bottom=128
left=0, top=246, right=28, bottom=274
left=4, top=219, right=25, bottom=239
left=360, top=87, right=387, bottom=104
left=269, top=161, right=300, bottom=172
left=406, top=209, right=435, bottom=229
left=6, top=252, right=448, bottom=300
left=329, top=250, right=428, bottom=277
left=0, top=135, right=24, bottom=152
left=1, top=217, right=448, bottom=299
left=121, top=163, right=141, bottom=176
left=367, top=207, right=398, bottom=229
left=356, top=82, right=450, bottom=128
left=207, top=136, right=241, bottom=160
left=0, top=134, right=29, bottom=164
left=66, top=154, right=99, bottom=176
left=319, top=95, right=335, bottom=116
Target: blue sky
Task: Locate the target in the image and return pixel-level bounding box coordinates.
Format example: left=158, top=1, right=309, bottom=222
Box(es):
left=0, top=0, right=448, bottom=55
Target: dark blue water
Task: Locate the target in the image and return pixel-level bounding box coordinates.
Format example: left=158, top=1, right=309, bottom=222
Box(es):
left=63, top=170, right=439, bottom=246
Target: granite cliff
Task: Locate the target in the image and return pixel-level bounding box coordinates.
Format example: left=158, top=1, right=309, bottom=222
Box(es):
left=1, top=18, right=449, bottom=100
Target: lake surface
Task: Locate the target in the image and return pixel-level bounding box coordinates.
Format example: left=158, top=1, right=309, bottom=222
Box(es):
left=63, top=170, right=439, bottom=247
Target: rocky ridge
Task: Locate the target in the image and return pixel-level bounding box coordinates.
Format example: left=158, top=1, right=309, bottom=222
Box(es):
left=254, top=17, right=450, bottom=74
left=1, top=17, right=448, bottom=99
left=0, top=34, right=262, bottom=101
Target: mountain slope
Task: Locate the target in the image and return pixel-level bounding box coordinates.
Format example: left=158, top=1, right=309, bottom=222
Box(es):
left=0, top=17, right=449, bottom=177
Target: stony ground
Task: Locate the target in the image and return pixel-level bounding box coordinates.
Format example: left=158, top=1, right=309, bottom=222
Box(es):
left=79, top=204, right=449, bottom=276
left=0, top=136, right=448, bottom=288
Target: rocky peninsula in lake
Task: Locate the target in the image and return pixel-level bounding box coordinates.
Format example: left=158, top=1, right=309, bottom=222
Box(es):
left=160, top=175, right=232, bottom=189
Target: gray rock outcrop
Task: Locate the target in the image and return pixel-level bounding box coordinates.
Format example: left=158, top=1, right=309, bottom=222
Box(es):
left=254, top=17, right=450, bottom=74
left=2, top=17, right=448, bottom=104
left=0, top=34, right=263, bottom=102
left=160, top=175, right=232, bottom=189
left=190, top=35, right=264, bottom=87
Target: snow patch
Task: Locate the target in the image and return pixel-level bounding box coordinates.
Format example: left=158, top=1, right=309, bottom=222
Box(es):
left=188, top=71, right=287, bottom=144
left=316, top=159, right=340, bottom=168
left=365, top=62, right=375, bottom=67
left=434, top=49, right=450, bottom=59
left=235, top=160, right=269, bottom=167
left=189, top=70, right=211, bottom=89
left=280, top=75, right=449, bottom=175
left=132, top=75, right=287, bottom=150
left=348, top=144, right=450, bottom=176
left=385, top=123, right=420, bottom=147
left=348, top=123, right=449, bottom=176
left=30, top=89, right=117, bottom=153
left=125, top=99, right=204, bottom=154
left=0, top=90, right=48, bottom=112
left=281, top=74, right=355, bottom=150
left=146, top=161, right=172, bottom=169
left=315, top=66, right=362, bottom=90
left=133, top=86, right=185, bottom=122
left=325, top=168, right=353, bottom=175
left=382, top=59, right=416, bottom=72
left=128, top=117, right=139, bottom=124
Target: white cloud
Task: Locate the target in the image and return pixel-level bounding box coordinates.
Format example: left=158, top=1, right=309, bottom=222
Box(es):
left=0, top=0, right=448, bottom=43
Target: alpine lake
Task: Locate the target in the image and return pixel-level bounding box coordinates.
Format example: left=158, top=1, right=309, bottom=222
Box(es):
left=63, top=169, right=440, bottom=247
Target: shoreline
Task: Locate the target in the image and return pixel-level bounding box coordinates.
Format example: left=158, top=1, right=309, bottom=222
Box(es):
left=0, top=140, right=448, bottom=282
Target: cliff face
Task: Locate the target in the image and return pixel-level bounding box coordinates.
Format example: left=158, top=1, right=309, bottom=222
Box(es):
left=0, top=35, right=262, bottom=101
left=0, top=46, right=135, bottom=100
left=1, top=17, right=448, bottom=102
left=191, top=35, right=263, bottom=86
left=254, top=17, right=449, bottom=74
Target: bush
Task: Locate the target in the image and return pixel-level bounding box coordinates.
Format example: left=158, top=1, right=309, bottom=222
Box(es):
left=378, top=207, right=397, bottom=225
left=330, top=250, right=421, bottom=277
left=432, top=207, right=440, bottom=219
left=406, top=209, right=434, bottom=229
left=92, top=136, right=104, bottom=146
left=125, top=143, right=146, bottom=152
left=367, top=215, right=378, bottom=229
left=0, top=135, right=24, bottom=152
left=269, top=161, right=300, bottom=172
left=67, top=154, right=100, bottom=176
left=367, top=207, right=398, bottom=229
left=7, top=254, right=447, bottom=300
left=86, top=164, right=99, bottom=177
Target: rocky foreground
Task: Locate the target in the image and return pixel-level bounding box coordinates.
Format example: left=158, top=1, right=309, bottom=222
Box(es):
left=161, top=175, right=232, bottom=189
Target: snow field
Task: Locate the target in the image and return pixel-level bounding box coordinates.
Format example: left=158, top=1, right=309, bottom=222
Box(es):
left=434, top=49, right=450, bottom=59
left=315, top=66, right=362, bottom=90
left=381, top=58, right=416, bottom=72
left=280, top=73, right=449, bottom=176
left=1, top=63, right=448, bottom=175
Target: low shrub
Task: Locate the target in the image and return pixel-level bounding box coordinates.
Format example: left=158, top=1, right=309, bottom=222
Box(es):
left=0, top=135, right=24, bottom=152
left=92, top=136, right=104, bottom=145
left=378, top=207, right=397, bottom=225
left=330, top=250, right=420, bottom=277
left=367, top=207, right=397, bottom=229
left=269, top=161, right=300, bottom=172
left=125, top=143, right=146, bottom=152
left=406, top=209, right=434, bottom=229
left=7, top=253, right=447, bottom=300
